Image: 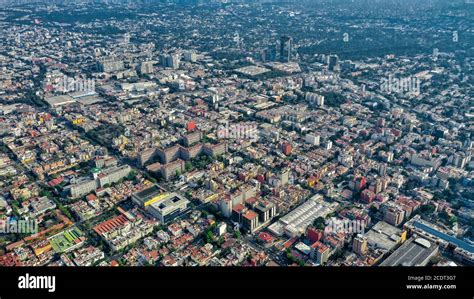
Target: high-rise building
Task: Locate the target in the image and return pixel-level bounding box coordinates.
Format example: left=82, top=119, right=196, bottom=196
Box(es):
left=281, top=142, right=292, bottom=156
left=269, top=44, right=278, bottom=61
left=139, top=61, right=154, bottom=74
left=167, top=54, right=180, bottom=69
left=310, top=241, right=330, bottom=265
left=183, top=50, right=197, bottom=62
left=242, top=210, right=259, bottom=233
left=97, top=58, right=124, bottom=73
left=383, top=206, right=405, bottom=226
left=216, top=222, right=227, bottom=236
left=280, top=35, right=293, bottom=63
left=183, top=131, right=201, bottom=146
left=307, top=227, right=324, bottom=243
left=305, top=133, right=321, bottom=146
left=161, top=159, right=185, bottom=181
left=352, top=176, right=367, bottom=191
left=254, top=201, right=276, bottom=224
left=160, top=53, right=180, bottom=69
left=262, top=44, right=278, bottom=62
left=261, top=49, right=268, bottom=62
left=378, top=163, right=387, bottom=176
left=353, top=234, right=368, bottom=256
left=219, top=198, right=233, bottom=218
left=323, top=141, right=333, bottom=150
left=305, top=92, right=325, bottom=107
left=328, top=55, right=339, bottom=71
left=360, top=189, right=376, bottom=203
left=280, top=168, right=290, bottom=185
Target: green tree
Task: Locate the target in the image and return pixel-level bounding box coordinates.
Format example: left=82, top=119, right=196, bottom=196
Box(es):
left=313, top=217, right=326, bottom=230
left=39, top=190, right=53, bottom=198
left=419, top=204, right=436, bottom=215
left=205, top=230, right=214, bottom=243
left=448, top=215, right=458, bottom=226
left=185, top=162, right=193, bottom=171
left=286, top=249, right=305, bottom=266
left=233, top=230, right=241, bottom=239
left=127, top=170, right=138, bottom=181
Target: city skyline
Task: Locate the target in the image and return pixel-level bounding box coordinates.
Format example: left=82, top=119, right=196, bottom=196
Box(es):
left=0, top=0, right=472, bottom=273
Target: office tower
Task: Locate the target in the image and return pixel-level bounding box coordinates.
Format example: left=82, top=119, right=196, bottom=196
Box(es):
left=328, top=55, right=339, bottom=71
left=167, top=54, right=180, bottom=69
left=268, top=44, right=278, bottom=61
left=160, top=54, right=180, bottom=69
left=280, top=35, right=293, bottom=63
left=159, top=54, right=167, bottom=67
left=262, top=44, right=278, bottom=62
left=261, top=49, right=269, bottom=62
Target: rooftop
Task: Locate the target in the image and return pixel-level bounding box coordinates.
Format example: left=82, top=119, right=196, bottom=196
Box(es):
left=132, top=184, right=167, bottom=205
left=365, top=221, right=404, bottom=251
left=268, top=195, right=337, bottom=237
left=380, top=237, right=438, bottom=266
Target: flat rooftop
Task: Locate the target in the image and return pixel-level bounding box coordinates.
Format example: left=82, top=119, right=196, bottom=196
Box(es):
left=132, top=184, right=167, bottom=204
left=150, top=193, right=189, bottom=212
left=365, top=221, right=403, bottom=251
left=75, top=94, right=105, bottom=105
left=381, top=237, right=438, bottom=266
left=44, top=95, right=75, bottom=107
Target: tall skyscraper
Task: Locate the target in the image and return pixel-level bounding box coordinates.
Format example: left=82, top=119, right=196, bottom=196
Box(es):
left=167, top=54, right=180, bottom=69
left=269, top=44, right=278, bottom=61
left=160, top=53, right=180, bottom=69
left=328, top=55, right=339, bottom=71
left=280, top=35, right=293, bottom=63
